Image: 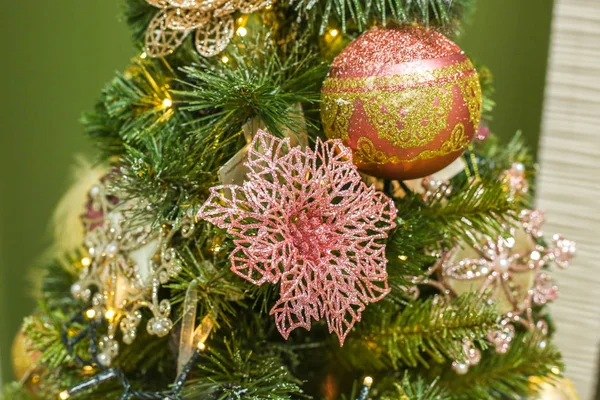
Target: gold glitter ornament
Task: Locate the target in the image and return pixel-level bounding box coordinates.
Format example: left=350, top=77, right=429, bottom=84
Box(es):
left=11, top=328, right=45, bottom=395
left=71, top=179, right=186, bottom=366
left=529, top=376, right=580, bottom=399
left=11, top=329, right=36, bottom=382
left=145, top=0, right=271, bottom=58
left=321, top=25, right=482, bottom=180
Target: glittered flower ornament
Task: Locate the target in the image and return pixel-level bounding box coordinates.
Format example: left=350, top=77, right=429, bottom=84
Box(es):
left=197, top=130, right=397, bottom=344
left=438, top=209, right=575, bottom=317
left=145, top=0, right=271, bottom=58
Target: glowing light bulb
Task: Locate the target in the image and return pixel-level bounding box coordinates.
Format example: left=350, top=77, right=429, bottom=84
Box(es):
left=329, top=29, right=339, bottom=37
left=105, top=309, right=116, bottom=320
left=551, top=366, right=561, bottom=375
left=85, top=309, right=96, bottom=319
left=221, top=55, right=229, bottom=64
left=236, top=27, right=247, bottom=37
left=81, top=257, right=92, bottom=267
left=162, top=97, right=173, bottom=108
left=265, top=3, right=272, bottom=9
left=59, top=391, right=70, bottom=400
left=197, top=342, right=206, bottom=351
left=363, top=376, right=373, bottom=387
left=140, top=52, right=147, bottom=59
left=398, top=255, right=408, bottom=261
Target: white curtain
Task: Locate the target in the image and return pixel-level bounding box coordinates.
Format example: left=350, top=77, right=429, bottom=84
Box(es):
left=537, top=1, right=600, bottom=399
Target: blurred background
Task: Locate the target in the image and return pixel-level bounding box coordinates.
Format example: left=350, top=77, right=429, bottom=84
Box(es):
left=0, top=0, right=556, bottom=390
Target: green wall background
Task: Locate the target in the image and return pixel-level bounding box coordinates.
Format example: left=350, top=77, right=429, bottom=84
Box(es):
left=0, top=0, right=553, bottom=383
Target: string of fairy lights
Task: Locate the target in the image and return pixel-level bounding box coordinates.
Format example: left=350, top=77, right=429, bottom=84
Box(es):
left=58, top=305, right=209, bottom=400
left=58, top=304, right=374, bottom=400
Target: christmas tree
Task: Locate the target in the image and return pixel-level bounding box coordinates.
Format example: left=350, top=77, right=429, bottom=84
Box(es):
left=2, top=0, right=580, bottom=399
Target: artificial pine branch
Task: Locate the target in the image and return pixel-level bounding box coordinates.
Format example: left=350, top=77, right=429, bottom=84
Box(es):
left=429, top=332, right=563, bottom=399
left=290, top=0, right=477, bottom=35
left=167, top=239, right=246, bottom=329
left=182, top=337, right=304, bottom=399
left=122, top=0, right=156, bottom=47
left=39, top=255, right=80, bottom=311
left=340, top=294, right=498, bottom=370
left=378, top=374, right=451, bottom=400
left=82, top=58, right=180, bottom=161
left=476, top=64, right=496, bottom=122
left=179, top=34, right=328, bottom=139
left=113, top=125, right=240, bottom=222
left=475, top=132, right=535, bottom=179
left=22, top=313, right=74, bottom=370
left=423, top=176, right=517, bottom=245
left=386, top=175, right=517, bottom=289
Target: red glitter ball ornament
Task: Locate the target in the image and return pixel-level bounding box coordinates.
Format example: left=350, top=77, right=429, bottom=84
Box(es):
left=321, top=25, right=482, bottom=180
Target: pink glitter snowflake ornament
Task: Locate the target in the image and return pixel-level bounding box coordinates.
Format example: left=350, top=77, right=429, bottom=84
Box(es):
left=197, top=130, right=397, bottom=344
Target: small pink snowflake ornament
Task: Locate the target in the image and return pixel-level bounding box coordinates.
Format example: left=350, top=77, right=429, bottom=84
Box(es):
left=198, top=130, right=397, bottom=344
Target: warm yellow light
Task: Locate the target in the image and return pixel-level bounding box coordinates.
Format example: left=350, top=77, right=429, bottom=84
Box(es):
left=105, top=309, right=116, bottom=320
left=59, top=390, right=70, bottom=400
left=551, top=366, right=561, bottom=375
left=197, top=342, right=206, bottom=351
left=363, top=376, right=373, bottom=387
left=162, top=98, right=173, bottom=108
left=236, top=27, right=247, bottom=37
left=265, top=3, right=272, bottom=9
left=398, top=255, right=408, bottom=261
left=31, top=374, right=40, bottom=384
left=140, top=52, right=147, bottom=59
left=237, top=17, right=244, bottom=23
left=83, top=365, right=94, bottom=374
left=221, top=55, right=229, bottom=64
left=85, top=309, right=96, bottom=319
left=81, top=257, right=92, bottom=267
left=329, top=29, right=339, bottom=37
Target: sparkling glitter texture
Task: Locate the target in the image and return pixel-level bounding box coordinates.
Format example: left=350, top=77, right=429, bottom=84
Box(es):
left=71, top=179, right=183, bottom=365
left=321, top=25, right=482, bottom=180
left=429, top=208, right=575, bottom=356
left=145, top=0, right=271, bottom=58
left=330, top=25, right=462, bottom=77
left=197, top=130, right=397, bottom=344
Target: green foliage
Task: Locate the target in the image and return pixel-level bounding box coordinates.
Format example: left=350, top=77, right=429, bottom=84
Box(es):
left=82, top=58, right=180, bottom=160
left=476, top=64, right=496, bottom=122
left=183, top=337, right=304, bottom=399
left=22, top=311, right=78, bottom=370
left=429, top=332, right=563, bottom=399
left=291, top=0, right=477, bottom=35
left=167, top=239, right=246, bottom=328
left=475, top=132, right=535, bottom=176
left=387, top=174, right=517, bottom=284
left=424, top=176, right=517, bottom=245
left=341, top=294, right=498, bottom=370
left=379, top=375, right=451, bottom=400
left=24, top=254, right=87, bottom=370
left=40, top=255, right=80, bottom=311
left=122, top=0, right=155, bottom=47
left=179, top=34, right=328, bottom=139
